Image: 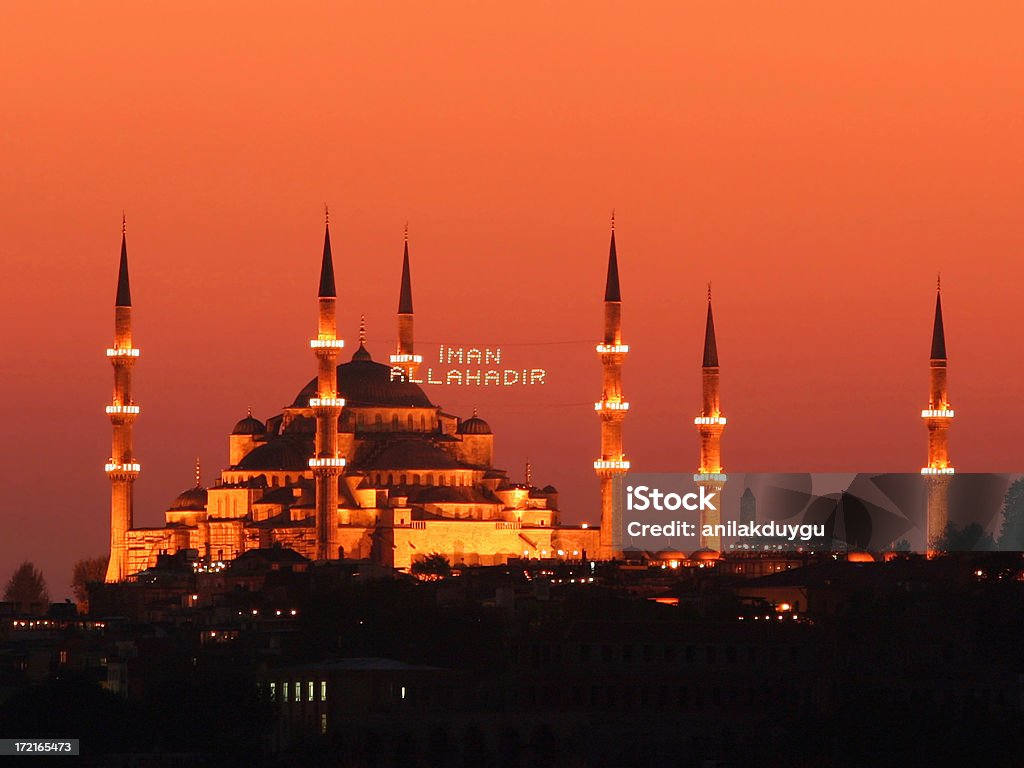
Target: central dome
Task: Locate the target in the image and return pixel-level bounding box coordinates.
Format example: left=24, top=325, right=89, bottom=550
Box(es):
left=292, top=346, right=434, bottom=409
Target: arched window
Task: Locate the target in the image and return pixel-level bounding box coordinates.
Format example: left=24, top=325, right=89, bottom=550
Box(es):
left=407, top=414, right=414, bottom=431
left=413, top=474, right=420, bottom=485
left=391, top=414, right=399, bottom=431
left=375, top=414, right=383, bottom=430
left=387, top=473, right=394, bottom=486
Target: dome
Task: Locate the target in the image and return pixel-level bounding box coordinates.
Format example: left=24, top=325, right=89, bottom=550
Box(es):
left=690, top=548, right=721, bottom=562
left=168, top=486, right=208, bottom=512
left=292, top=347, right=434, bottom=409
left=847, top=550, right=875, bottom=563
left=654, top=550, right=687, bottom=561
left=236, top=437, right=310, bottom=471
left=458, top=416, right=492, bottom=435
left=232, top=414, right=266, bottom=435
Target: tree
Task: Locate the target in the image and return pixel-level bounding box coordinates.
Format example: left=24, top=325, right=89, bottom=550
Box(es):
left=998, top=477, right=1024, bottom=552
left=3, top=562, right=49, bottom=609
left=411, top=553, right=451, bottom=580
left=71, top=556, right=109, bottom=613
left=936, top=522, right=996, bottom=553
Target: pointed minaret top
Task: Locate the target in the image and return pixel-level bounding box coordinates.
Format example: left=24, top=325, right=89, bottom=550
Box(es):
left=398, top=230, right=414, bottom=314
left=318, top=213, right=336, bottom=298
left=702, top=287, right=719, bottom=368
left=604, top=217, right=621, bottom=302
left=930, top=278, right=946, bottom=361
left=115, top=216, right=132, bottom=307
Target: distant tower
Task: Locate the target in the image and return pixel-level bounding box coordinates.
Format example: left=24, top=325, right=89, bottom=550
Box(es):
left=921, top=277, right=953, bottom=554
left=594, top=216, right=630, bottom=559
left=105, top=219, right=141, bottom=583
left=694, top=286, right=727, bottom=553
left=309, top=212, right=346, bottom=560
left=390, top=225, right=422, bottom=382
left=739, top=487, right=756, bottom=527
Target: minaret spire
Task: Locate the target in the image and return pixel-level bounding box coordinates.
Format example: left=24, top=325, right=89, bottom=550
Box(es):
left=309, top=212, right=346, bottom=560
left=695, top=285, right=727, bottom=555
left=105, top=219, right=141, bottom=582
left=391, top=225, right=422, bottom=382
left=930, top=276, right=946, bottom=361
left=595, top=216, right=629, bottom=559
left=318, top=211, right=336, bottom=298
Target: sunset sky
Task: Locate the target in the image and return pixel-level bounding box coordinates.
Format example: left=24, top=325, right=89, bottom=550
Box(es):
left=2, top=2, right=1023, bottom=596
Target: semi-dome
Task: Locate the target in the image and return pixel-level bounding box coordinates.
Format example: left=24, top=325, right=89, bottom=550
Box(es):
left=690, top=548, right=721, bottom=562
left=847, top=550, right=875, bottom=563
left=236, top=437, right=310, bottom=471
left=292, top=346, right=434, bottom=409
left=232, top=414, right=266, bottom=435
left=458, top=415, right=492, bottom=434
left=168, top=486, right=208, bottom=512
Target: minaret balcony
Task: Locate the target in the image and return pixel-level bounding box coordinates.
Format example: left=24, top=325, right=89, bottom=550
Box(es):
left=105, top=461, right=141, bottom=474
left=921, top=409, right=954, bottom=419
left=309, top=397, right=346, bottom=408
left=105, top=405, right=140, bottom=415
left=694, top=472, right=728, bottom=483
left=596, top=343, right=629, bottom=354
left=390, top=353, right=423, bottom=364
left=595, top=400, right=630, bottom=411
left=309, top=457, right=347, bottom=468
left=310, top=338, right=345, bottom=349
left=106, top=348, right=140, bottom=357
left=594, top=459, right=630, bottom=470
left=694, top=416, right=727, bottom=426
left=921, top=467, right=955, bottom=475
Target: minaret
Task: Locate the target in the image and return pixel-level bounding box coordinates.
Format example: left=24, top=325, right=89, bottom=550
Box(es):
left=105, top=217, right=141, bottom=583
left=921, top=276, right=953, bottom=554
left=390, top=225, right=422, bottom=382
left=308, top=210, right=346, bottom=560
left=594, top=215, right=630, bottom=559
left=695, top=285, right=727, bottom=553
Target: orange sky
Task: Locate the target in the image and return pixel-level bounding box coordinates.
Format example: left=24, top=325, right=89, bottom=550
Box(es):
left=2, top=2, right=1023, bottom=596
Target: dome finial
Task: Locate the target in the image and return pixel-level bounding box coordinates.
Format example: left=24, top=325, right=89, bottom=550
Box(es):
left=525, top=456, right=532, bottom=486
left=359, top=314, right=367, bottom=345
left=472, top=406, right=478, bottom=417
left=247, top=405, right=252, bottom=417
left=194, top=455, right=201, bottom=488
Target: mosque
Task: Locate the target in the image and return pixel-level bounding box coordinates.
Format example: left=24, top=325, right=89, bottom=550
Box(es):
left=101, top=215, right=952, bottom=582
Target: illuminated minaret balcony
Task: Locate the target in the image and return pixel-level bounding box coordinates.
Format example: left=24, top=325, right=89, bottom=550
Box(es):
left=105, top=404, right=141, bottom=415
left=390, top=353, right=423, bottom=365
left=594, top=459, right=630, bottom=471
left=105, top=461, right=141, bottom=475
left=921, top=466, right=955, bottom=475
left=694, top=416, right=727, bottom=426
left=309, top=457, right=347, bottom=469
left=596, top=343, right=629, bottom=354
left=309, top=397, right=346, bottom=408
left=921, top=408, right=954, bottom=419
left=310, top=338, right=344, bottom=349
left=694, top=472, right=728, bottom=483
left=106, top=347, right=140, bottom=358
left=595, top=400, right=630, bottom=412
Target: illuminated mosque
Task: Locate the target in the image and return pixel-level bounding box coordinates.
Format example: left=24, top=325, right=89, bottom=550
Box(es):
left=102, top=214, right=952, bottom=582
left=103, top=219, right=609, bottom=581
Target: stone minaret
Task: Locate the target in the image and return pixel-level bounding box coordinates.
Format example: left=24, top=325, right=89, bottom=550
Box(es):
left=390, top=226, right=421, bottom=382
left=105, top=219, right=141, bottom=583
left=309, top=213, right=346, bottom=560
left=594, top=217, right=630, bottom=559
left=921, top=277, right=953, bottom=554
left=695, top=286, right=727, bottom=553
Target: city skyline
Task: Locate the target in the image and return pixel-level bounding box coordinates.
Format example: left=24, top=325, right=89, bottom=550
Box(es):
left=4, top=1, right=1023, bottom=593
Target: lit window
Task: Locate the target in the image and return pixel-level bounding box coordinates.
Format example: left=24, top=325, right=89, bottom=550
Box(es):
left=269, top=682, right=277, bottom=701
left=294, top=681, right=301, bottom=702
left=321, top=680, right=327, bottom=701
left=282, top=682, right=288, bottom=702
left=320, top=713, right=327, bottom=734
left=308, top=681, right=314, bottom=701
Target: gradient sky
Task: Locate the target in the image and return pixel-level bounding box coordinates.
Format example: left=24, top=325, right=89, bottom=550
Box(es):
left=2, top=2, right=1023, bottom=597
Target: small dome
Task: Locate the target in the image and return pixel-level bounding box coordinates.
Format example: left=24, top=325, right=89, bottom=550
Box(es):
left=232, top=414, right=266, bottom=435
left=236, top=438, right=310, bottom=471
left=690, top=548, right=721, bottom=562
left=847, top=551, right=875, bottom=563
left=655, top=550, right=687, bottom=561
left=168, top=486, right=208, bottom=512
left=459, top=415, right=492, bottom=435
